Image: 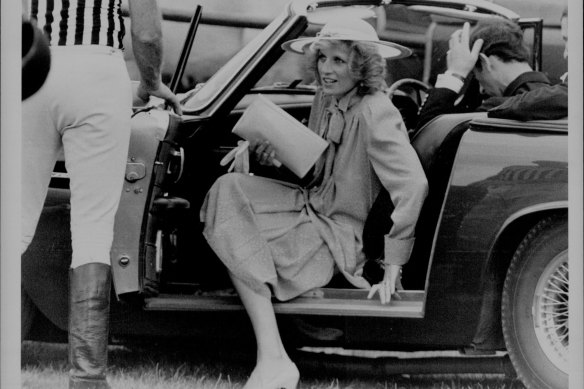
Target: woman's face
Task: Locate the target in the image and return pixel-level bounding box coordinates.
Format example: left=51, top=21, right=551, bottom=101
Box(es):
left=316, top=41, right=358, bottom=98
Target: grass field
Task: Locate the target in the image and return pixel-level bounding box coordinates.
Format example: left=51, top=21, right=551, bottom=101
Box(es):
left=21, top=341, right=526, bottom=389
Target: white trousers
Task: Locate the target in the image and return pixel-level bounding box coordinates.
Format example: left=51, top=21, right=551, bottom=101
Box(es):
left=22, top=45, right=132, bottom=268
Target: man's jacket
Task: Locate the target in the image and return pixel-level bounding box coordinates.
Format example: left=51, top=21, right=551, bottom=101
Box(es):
left=488, top=83, right=568, bottom=121
left=416, top=71, right=553, bottom=130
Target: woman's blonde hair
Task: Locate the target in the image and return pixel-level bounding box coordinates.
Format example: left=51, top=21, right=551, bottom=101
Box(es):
left=305, top=40, right=387, bottom=96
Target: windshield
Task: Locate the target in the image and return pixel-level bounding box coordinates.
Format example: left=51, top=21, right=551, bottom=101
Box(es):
left=182, top=12, right=289, bottom=112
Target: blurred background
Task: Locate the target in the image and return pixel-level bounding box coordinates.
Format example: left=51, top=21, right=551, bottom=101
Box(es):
left=120, top=0, right=567, bottom=92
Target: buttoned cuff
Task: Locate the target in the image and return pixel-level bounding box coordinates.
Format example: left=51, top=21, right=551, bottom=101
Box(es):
left=435, top=73, right=464, bottom=93
left=383, top=236, right=415, bottom=266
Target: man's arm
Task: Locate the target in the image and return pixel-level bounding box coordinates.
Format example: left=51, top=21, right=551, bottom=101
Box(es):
left=127, top=0, right=181, bottom=114
left=487, top=84, right=568, bottom=121
left=416, top=87, right=460, bottom=130
left=415, top=23, right=483, bottom=130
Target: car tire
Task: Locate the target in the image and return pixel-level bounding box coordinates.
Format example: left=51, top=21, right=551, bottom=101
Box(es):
left=21, top=286, right=38, bottom=341
left=502, top=215, right=568, bottom=389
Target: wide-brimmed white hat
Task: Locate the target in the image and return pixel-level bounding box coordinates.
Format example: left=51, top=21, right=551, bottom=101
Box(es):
left=282, top=17, right=411, bottom=59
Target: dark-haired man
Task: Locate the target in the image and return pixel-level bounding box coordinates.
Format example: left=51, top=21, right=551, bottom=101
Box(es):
left=411, top=17, right=566, bottom=355
left=488, top=7, right=568, bottom=121
left=416, top=19, right=553, bottom=129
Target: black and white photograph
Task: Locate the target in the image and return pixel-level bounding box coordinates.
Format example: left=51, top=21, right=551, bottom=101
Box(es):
left=3, top=0, right=583, bottom=388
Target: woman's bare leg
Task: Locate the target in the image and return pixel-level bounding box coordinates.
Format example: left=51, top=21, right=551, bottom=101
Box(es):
left=230, top=275, right=288, bottom=360
left=230, top=275, right=299, bottom=388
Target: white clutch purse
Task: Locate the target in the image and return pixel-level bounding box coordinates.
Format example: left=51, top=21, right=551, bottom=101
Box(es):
left=229, top=94, right=328, bottom=178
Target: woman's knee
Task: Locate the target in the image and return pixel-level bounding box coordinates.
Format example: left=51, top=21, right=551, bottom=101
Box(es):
left=212, top=172, right=258, bottom=197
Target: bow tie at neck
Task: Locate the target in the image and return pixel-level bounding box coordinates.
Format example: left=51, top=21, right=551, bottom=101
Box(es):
left=319, top=87, right=360, bottom=144
left=322, top=104, right=345, bottom=144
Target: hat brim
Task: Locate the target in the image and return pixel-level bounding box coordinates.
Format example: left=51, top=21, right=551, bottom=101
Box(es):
left=282, top=37, right=412, bottom=59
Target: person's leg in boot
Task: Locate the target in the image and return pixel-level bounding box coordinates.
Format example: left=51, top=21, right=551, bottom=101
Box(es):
left=61, top=53, right=131, bottom=388
left=69, top=263, right=112, bottom=389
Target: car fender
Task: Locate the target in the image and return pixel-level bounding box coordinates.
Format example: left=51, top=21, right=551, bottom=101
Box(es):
left=492, top=201, right=569, bottom=251
left=440, top=121, right=567, bottom=259
left=427, top=120, right=567, bottom=333
left=485, top=200, right=568, bottom=287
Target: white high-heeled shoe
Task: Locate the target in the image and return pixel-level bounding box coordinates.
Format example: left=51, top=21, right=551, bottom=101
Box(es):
left=242, top=359, right=299, bottom=389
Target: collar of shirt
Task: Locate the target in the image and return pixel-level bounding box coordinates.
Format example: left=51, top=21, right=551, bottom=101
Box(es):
left=332, top=86, right=360, bottom=113
left=503, top=71, right=551, bottom=96
left=324, top=87, right=361, bottom=144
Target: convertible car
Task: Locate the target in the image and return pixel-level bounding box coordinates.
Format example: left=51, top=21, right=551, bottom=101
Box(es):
left=22, top=1, right=568, bottom=389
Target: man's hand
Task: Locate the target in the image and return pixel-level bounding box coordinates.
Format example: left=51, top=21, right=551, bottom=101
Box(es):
left=446, top=22, right=484, bottom=78
left=367, top=264, right=402, bottom=305
left=129, top=0, right=182, bottom=115
left=137, top=81, right=182, bottom=115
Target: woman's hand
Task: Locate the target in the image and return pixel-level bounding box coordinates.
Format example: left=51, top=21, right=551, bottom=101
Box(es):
left=367, top=264, right=402, bottom=304
left=250, top=140, right=277, bottom=167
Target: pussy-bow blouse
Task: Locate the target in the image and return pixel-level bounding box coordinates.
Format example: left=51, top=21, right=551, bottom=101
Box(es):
left=305, top=87, right=427, bottom=284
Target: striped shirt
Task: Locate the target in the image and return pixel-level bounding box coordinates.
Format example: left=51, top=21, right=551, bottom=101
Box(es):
left=29, top=0, right=125, bottom=49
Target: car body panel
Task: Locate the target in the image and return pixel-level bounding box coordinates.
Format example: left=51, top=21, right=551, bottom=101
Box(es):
left=428, top=119, right=567, bottom=295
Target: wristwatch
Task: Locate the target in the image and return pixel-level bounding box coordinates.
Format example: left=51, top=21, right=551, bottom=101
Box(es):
left=445, top=70, right=466, bottom=82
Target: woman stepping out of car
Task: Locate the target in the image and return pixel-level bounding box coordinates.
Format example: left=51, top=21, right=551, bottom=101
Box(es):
left=200, top=17, right=428, bottom=389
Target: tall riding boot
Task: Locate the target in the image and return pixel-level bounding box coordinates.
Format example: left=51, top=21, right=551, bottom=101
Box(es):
left=68, top=263, right=112, bottom=389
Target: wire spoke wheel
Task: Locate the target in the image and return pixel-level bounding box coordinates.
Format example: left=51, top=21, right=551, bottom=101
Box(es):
left=502, top=215, right=568, bottom=389
left=533, top=251, right=569, bottom=373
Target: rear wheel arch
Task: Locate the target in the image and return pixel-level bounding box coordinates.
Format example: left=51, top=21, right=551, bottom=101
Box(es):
left=486, top=207, right=568, bottom=286
left=469, top=208, right=567, bottom=353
